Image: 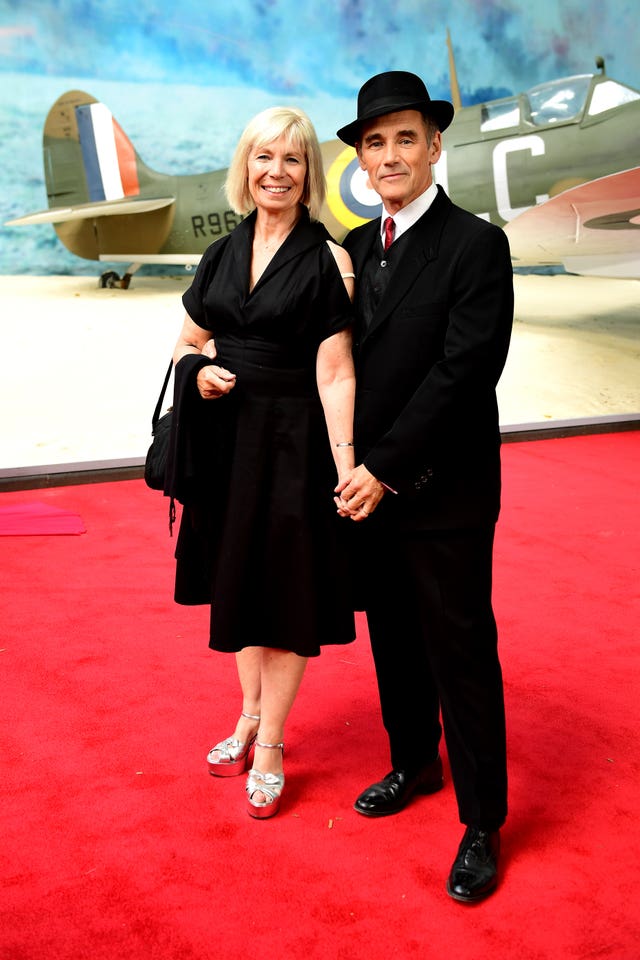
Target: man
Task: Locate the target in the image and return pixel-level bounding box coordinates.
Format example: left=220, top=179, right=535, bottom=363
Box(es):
left=335, top=71, right=513, bottom=903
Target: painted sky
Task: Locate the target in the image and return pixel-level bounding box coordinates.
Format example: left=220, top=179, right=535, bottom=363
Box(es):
left=1, top=0, right=638, bottom=103
left=1, top=0, right=637, bottom=274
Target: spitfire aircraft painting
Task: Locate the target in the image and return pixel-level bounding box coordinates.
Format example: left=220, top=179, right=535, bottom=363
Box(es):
left=6, top=58, right=640, bottom=283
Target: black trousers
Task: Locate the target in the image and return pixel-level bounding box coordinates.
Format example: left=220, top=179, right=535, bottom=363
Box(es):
left=362, top=523, right=508, bottom=831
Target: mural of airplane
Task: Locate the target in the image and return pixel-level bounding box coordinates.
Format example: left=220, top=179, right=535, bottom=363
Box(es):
left=6, top=56, right=640, bottom=284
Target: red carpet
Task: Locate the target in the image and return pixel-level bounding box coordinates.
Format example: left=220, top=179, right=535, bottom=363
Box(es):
left=2, top=432, right=639, bottom=959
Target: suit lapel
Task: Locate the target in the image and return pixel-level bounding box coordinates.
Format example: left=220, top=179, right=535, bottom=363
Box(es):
left=356, top=188, right=451, bottom=343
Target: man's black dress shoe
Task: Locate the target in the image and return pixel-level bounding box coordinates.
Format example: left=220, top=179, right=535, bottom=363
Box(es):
left=446, top=826, right=500, bottom=903
left=353, top=756, right=443, bottom=817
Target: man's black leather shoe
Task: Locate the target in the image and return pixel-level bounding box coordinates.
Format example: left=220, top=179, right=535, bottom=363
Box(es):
left=446, top=826, right=500, bottom=903
left=353, top=757, right=443, bottom=817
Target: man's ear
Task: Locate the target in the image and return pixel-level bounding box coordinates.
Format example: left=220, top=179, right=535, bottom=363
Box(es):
left=356, top=144, right=367, bottom=171
left=428, top=130, right=443, bottom=164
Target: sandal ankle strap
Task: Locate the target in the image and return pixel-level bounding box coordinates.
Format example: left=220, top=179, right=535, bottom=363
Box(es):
left=255, top=740, right=284, bottom=750
left=241, top=712, right=261, bottom=721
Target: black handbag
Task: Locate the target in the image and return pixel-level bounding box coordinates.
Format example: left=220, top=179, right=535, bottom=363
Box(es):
left=144, top=360, right=173, bottom=491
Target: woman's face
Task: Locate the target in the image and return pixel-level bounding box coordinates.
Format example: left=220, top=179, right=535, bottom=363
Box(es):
left=247, top=135, right=307, bottom=214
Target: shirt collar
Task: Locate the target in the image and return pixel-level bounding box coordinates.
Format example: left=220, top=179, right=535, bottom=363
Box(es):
left=380, top=182, right=438, bottom=243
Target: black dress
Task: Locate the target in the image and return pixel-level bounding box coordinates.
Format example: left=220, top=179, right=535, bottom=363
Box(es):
left=174, top=208, right=356, bottom=657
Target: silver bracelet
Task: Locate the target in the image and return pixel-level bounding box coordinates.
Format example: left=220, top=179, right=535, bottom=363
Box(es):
left=336, top=441, right=354, bottom=447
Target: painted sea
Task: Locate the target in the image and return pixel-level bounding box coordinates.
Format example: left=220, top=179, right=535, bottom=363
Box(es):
left=0, top=72, right=354, bottom=276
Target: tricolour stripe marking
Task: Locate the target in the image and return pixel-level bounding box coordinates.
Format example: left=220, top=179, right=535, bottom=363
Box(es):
left=76, top=102, right=126, bottom=202
left=112, top=118, right=139, bottom=196
left=76, top=104, right=105, bottom=202
left=88, top=102, right=125, bottom=200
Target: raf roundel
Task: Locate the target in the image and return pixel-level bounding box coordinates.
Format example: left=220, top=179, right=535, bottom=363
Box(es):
left=326, top=146, right=382, bottom=231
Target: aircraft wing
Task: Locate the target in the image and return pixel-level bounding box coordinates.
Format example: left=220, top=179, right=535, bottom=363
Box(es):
left=505, top=167, right=640, bottom=278
left=6, top=196, right=175, bottom=226
left=98, top=253, right=202, bottom=266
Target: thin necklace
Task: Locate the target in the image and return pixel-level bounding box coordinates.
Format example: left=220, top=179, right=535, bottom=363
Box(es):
left=254, top=211, right=300, bottom=251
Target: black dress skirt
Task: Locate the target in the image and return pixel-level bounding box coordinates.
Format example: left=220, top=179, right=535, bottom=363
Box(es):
left=174, top=208, right=356, bottom=657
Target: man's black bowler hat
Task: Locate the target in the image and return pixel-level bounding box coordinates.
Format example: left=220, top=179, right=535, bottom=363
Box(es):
left=336, top=70, right=454, bottom=146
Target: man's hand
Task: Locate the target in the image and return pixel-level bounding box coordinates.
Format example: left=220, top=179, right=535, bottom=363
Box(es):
left=334, top=464, right=385, bottom=521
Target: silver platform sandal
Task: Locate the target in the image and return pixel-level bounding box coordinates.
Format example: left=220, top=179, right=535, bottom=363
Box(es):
left=206, top=712, right=260, bottom=777
left=246, top=740, right=285, bottom=819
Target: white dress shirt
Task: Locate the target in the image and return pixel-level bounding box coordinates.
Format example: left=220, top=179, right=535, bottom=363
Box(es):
left=379, top=182, right=438, bottom=244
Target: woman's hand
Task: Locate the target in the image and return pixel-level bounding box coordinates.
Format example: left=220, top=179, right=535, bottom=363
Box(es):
left=196, top=364, right=236, bottom=399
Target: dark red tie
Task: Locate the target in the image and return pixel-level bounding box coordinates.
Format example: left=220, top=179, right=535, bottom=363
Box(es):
left=383, top=216, right=395, bottom=251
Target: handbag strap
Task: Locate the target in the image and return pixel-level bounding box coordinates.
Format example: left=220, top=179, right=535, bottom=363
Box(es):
left=152, top=360, right=173, bottom=428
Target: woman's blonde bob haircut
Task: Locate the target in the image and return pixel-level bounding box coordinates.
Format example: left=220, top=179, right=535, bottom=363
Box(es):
left=225, top=106, right=326, bottom=219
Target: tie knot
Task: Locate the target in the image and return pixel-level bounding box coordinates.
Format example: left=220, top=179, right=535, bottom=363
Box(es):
left=383, top=217, right=395, bottom=251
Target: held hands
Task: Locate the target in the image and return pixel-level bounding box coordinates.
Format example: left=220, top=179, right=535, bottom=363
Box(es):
left=196, top=340, right=237, bottom=399
left=334, top=464, right=385, bottom=521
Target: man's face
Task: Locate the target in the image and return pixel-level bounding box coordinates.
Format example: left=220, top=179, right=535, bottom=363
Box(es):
left=356, top=109, right=442, bottom=214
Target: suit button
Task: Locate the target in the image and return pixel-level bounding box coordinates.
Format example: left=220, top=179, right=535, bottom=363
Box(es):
left=414, top=470, right=434, bottom=489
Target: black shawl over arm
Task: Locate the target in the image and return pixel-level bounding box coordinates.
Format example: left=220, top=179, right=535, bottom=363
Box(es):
left=164, top=353, right=218, bottom=508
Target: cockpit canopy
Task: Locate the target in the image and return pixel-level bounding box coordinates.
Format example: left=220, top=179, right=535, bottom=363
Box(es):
left=480, top=75, right=640, bottom=132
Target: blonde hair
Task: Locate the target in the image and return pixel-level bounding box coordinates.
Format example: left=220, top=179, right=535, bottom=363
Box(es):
left=225, top=106, right=326, bottom=219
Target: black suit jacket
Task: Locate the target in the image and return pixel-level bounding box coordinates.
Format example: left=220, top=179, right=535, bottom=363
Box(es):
left=344, top=186, right=514, bottom=531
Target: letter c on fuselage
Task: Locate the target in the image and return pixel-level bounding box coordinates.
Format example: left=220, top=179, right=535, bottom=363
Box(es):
left=493, top=135, right=549, bottom=221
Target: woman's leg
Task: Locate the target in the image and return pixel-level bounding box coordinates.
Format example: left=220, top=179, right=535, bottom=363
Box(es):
left=230, top=646, right=262, bottom=742
left=250, top=649, right=308, bottom=799
left=207, top=648, right=261, bottom=765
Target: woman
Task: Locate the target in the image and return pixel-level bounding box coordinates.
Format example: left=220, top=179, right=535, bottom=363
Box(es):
left=170, top=106, right=356, bottom=819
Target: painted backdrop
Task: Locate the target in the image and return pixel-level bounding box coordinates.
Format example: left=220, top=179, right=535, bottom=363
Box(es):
left=1, top=0, right=637, bottom=275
